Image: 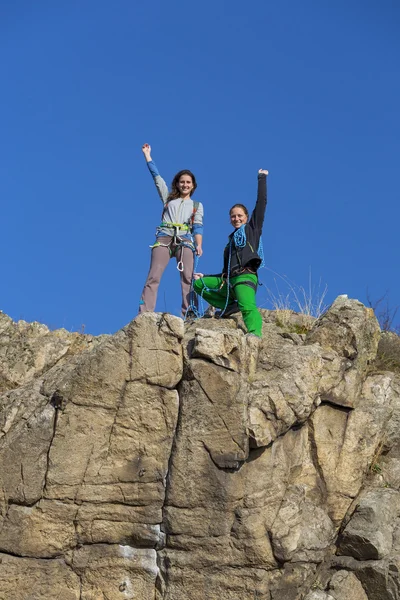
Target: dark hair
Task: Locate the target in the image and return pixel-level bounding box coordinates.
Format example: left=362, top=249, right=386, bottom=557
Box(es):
left=229, top=203, right=249, bottom=217
left=167, top=170, right=197, bottom=200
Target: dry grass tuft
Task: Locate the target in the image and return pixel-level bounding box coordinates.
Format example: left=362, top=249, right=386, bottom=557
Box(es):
left=261, top=268, right=328, bottom=331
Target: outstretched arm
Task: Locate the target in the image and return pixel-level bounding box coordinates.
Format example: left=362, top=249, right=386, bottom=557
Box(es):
left=248, top=169, right=268, bottom=232
left=141, top=143, right=169, bottom=203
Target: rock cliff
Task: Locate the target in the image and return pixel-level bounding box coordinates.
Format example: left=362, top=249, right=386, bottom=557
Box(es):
left=0, top=297, right=399, bottom=600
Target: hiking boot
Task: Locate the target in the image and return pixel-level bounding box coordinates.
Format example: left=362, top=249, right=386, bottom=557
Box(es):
left=217, top=302, right=240, bottom=318
left=184, top=308, right=198, bottom=323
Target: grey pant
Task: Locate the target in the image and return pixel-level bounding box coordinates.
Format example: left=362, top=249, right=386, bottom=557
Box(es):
left=139, top=237, right=195, bottom=315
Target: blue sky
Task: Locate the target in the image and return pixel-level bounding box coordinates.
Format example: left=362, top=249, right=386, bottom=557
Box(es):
left=1, top=0, right=399, bottom=334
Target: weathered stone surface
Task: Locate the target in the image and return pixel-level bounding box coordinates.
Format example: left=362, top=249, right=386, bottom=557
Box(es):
left=0, top=312, right=182, bottom=594
left=304, top=592, right=335, bottom=600
left=156, top=566, right=272, bottom=600
left=0, top=312, right=98, bottom=393
left=190, top=326, right=261, bottom=374
left=248, top=336, right=328, bottom=447
left=0, top=299, right=399, bottom=599
left=269, top=563, right=319, bottom=600
left=163, top=417, right=333, bottom=596
left=127, top=312, right=183, bottom=387
left=310, top=373, right=396, bottom=523
left=381, top=457, right=400, bottom=490
left=374, top=374, right=400, bottom=492
left=245, top=294, right=381, bottom=449
left=191, top=327, right=244, bottom=371
left=44, top=382, right=178, bottom=504
left=0, top=500, right=77, bottom=557
left=75, top=502, right=163, bottom=546
left=0, top=384, right=53, bottom=507
left=186, top=363, right=247, bottom=469
left=337, top=488, right=400, bottom=560
left=270, top=485, right=335, bottom=562
left=247, top=327, right=344, bottom=448
left=306, top=296, right=377, bottom=358
left=306, top=295, right=381, bottom=407
left=71, top=544, right=158, bottom=600
left=332, top=555, right=400, bottom=600
left=328, top=570, right=368, bottom=600
left=0, top=554, right=80, bottom=600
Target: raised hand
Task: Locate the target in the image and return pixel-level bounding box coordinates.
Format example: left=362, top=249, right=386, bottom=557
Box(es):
left=142, top=143, right=152, bottom=161
left=193, top=272, right=204, bottom=280
left=258, top=169, right=268, bottom=175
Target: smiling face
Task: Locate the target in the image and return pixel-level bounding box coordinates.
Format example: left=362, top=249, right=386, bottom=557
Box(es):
left=178, top=174, right=194, bottom=197
left=170, top=170, right=197, bottom=200
left=230, top=205, right=249, bottom=229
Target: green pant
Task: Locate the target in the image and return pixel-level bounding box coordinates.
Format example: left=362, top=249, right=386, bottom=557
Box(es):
left=193, top=273, right=262, bottom=337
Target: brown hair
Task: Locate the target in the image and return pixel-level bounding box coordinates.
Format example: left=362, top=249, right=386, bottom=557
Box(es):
left=229, top=203, right=249, bottom=217
left=167, top=170, right=197, bottom=200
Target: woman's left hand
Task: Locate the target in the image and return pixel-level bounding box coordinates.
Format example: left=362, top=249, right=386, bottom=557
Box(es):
left=193, top=273, right=204, bottom=280
left=258, top=169, right=269, bottom=175
left=196, top=245, right=203, bottom=257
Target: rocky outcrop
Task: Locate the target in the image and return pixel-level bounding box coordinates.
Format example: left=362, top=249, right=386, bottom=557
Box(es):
left=0, top=297, right=399, bottom=599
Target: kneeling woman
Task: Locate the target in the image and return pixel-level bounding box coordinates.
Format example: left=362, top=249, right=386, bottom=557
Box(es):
left=193, top=169, right=268, bottom=338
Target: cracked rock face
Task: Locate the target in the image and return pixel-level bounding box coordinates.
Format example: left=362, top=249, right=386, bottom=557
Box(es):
left=0, top=299, right=399, bottom=599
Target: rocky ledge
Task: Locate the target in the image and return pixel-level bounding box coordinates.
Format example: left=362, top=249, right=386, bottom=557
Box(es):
left=0, top=296, right=399, bottom=599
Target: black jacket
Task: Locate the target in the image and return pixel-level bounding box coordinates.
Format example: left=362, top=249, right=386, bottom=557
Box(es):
left=223, top=173, right=267, bottom=277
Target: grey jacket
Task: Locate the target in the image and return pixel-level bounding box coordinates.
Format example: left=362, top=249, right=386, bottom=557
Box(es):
left=147, top=161, right=204, bottom=238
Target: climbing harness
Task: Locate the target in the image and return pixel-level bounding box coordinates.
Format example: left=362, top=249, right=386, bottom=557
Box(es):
left=158, top=199, right=199, bottom=239
left=176, top=237, right=195, bottom=272
left=159, top=222, right=190, bottom=231
left=231, top=278, right=258, bottom=292
left=150, top=225, right=195, bottom=273
left=151, top=200, right=200, bottom=273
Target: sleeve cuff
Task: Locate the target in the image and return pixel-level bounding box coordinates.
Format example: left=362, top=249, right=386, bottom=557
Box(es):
left=192, top=224, right=204, bottom=236
left=147, top=160, right=160, bottom=178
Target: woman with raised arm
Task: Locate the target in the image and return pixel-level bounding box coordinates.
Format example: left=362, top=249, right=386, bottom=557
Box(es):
left=139, top=143, right=204, bottom=316
left=193, top=169, right=268, bottom=338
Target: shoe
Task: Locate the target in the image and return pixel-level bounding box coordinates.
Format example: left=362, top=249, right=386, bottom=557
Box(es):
left=184, top=308, right=198, bottom=323
left=217, top=302, right=240, bottom=318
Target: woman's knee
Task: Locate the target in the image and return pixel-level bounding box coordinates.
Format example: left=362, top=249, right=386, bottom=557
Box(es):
left=146, top=268, right=165, bottom=285
left=180, top=270, right=193, bottom=286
